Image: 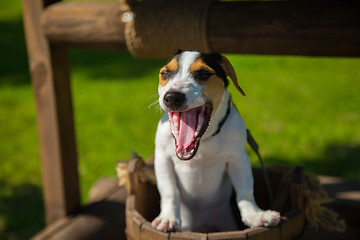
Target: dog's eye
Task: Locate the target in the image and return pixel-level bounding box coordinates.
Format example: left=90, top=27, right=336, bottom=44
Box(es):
left=160, top=70, right=171, bottom=79
left=195, top=70, right=214, bottom=81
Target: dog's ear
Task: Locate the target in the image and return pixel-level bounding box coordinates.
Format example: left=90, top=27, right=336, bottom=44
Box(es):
left=220, top=56, right=246, bottom=96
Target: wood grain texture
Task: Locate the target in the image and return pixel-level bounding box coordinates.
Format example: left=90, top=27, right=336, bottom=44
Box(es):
left=170, top=231, right=208, bottom=240
left=281, top=210, right=306, bottom=240
left=32, top=182, right=127, bottom=240
left=41, top=1, right=360, bottom=56
left=208, top=1, right=360, bottom=57
left=140, top=222, right=169, bottom=240
left=207, top=231, right=247, bottom=240
left=244, top=227, right=267, bottom=240
left=22, top=0, right=80, bottom=225
left=291, top=167, right=305, bottom=210
left=42, top=1, right=127, bottom=50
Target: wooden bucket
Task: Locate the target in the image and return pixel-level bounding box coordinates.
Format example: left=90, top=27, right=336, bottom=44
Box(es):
left=125, top=157, right=306, bottom=240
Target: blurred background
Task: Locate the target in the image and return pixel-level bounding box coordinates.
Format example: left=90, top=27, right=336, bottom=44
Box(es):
left=1, top=1, right=359, bottom=239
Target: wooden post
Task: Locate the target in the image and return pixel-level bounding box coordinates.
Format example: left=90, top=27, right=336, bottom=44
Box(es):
left=22, top=0, right=80, bottom=224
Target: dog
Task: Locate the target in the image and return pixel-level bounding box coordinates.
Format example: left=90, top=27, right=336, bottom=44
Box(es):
left=151, top=50, right=280, bottom=233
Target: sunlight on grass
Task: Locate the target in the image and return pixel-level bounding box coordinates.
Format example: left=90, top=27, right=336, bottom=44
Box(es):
left=227, top=55, right=360, bottom=180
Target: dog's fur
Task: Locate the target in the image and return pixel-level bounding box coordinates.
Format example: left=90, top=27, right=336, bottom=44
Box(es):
left=152, top=50, right=280, bottom=232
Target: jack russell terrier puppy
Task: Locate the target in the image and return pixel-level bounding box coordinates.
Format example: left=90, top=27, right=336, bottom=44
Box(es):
left=152, top=50, right=280, bottom=232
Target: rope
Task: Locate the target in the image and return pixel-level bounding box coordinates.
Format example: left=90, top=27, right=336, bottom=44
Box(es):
left=121, top=0, right=213, bottom=58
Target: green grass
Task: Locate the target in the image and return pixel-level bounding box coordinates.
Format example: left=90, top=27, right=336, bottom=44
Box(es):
left=1, top=1, right=360, bottom=239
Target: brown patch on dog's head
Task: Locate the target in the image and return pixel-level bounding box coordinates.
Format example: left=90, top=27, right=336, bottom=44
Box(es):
left=158, top=55, right=179, bottom=87
left=189, top=57, right=225, bottom=114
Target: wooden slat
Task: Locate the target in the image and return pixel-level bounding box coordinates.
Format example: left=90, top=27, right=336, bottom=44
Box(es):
left=127, top=157, right=160, bottom=221
left=244, top=227, right=267, bottom=240
left=170, top=231, right=207, bottom=240
left=262, top=227, right=281, bottom=240
left=291, top=167, right=305, bottom=210
left=126, top=195, right=147, bottom=240
left=208, top=231, right=246, bottom=240
left=31, top=216, right=74, bottom=240
left=281, top=210, right=306, bottom=240
left=41, top=1, right=360, bottom=56
left=32, top=184, right=127, bottom=240
left=140, top=222, right=169, bottom=240
left=87, top=178, right=120, bottom=204
left=55, top=186, right=127, bottom=240
left=22, top=0, right=80, bottom=224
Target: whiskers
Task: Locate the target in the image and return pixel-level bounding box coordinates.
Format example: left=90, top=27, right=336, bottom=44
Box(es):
left=141, top=94, right=163, bottom=115
left=196, top=97, right=205, bottom=106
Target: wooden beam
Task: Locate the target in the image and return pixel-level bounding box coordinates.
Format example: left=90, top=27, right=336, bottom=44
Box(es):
left=22, top=0, right=80, bottom=224
left=41, top=2, right=127, bottom=50
left=208, top=1, right=360, bottom=57
left=32, top=180, right=127, bottom=240
left=41, top=1, right=360, bottom=56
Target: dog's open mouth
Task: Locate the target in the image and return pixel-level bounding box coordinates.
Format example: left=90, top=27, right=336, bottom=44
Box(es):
left=168, top=104, right=212, bottom=160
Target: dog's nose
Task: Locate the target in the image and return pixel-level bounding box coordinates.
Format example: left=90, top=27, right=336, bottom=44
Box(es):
left=163, top=91, right=186, bottom=110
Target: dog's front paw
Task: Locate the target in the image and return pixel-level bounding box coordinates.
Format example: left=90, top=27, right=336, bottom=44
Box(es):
left=151, top=215, right=181, bottom=232
left=243, top=210, right=280, bottom=228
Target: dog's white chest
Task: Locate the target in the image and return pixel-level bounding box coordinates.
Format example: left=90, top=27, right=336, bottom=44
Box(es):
left=173, top=154, right=230, bottom=201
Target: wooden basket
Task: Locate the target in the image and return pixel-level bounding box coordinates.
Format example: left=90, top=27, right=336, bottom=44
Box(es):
left=125, top=157, right=306, bottom=240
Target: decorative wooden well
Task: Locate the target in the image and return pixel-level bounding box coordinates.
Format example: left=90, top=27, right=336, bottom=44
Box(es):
left=125, top=156, right=307, bottom=240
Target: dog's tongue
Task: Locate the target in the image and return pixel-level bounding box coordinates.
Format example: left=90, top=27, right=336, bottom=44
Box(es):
left=169, top=108, right=198, bottom=150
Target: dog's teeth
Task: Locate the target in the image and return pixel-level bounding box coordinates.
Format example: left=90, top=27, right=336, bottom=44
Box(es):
left=195, top=110, right=205, bottom=137
left=169, top=112, right=180, bottom=138
left=173, top=122, right=179, bottom=135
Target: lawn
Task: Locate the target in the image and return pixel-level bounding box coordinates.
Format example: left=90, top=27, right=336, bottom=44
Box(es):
left=1, top=1, right=360, bottom=239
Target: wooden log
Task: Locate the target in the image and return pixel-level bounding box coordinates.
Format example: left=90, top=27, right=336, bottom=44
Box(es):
left=22, top=0, right=80, bottom=224
left=127, top=157, right=160, bottom=221
left=49, top=186, right=126, bottom=240
left=31, top=217, right=74, bottom=240
left=208, top=1, right=360, bottom=57
left=41, top=1, right=127, bottom=50
left=88, top=178, right=124, bottom=204
left=41, top=1, right=360, bottom=56
left=32, top=182, right=127, bottom=240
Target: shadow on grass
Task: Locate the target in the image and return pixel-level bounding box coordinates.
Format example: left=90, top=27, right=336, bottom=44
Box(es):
left=0, top=182, right=44, bottom=240
left=266, top=143, right=360, bottom=181
left=0, top=19, right=30, bottom=86
left=70, top=50, right=165, bottom=81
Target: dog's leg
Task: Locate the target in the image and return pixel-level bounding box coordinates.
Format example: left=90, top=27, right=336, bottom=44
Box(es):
left=227, top=151, right=280, bottom=228
left=151, top=153, right=181, bottom=232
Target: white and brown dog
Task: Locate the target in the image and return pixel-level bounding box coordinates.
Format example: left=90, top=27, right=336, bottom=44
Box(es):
left=151, top=50, right=280, bottom=233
